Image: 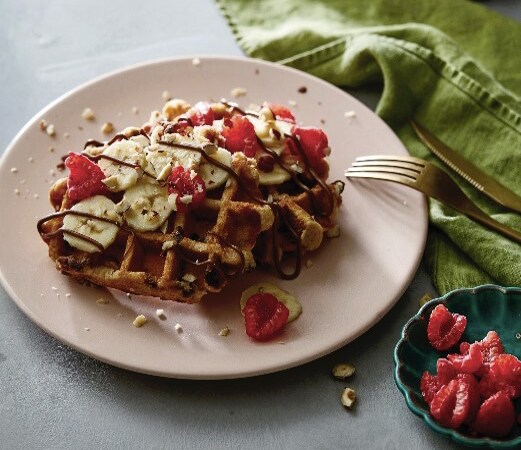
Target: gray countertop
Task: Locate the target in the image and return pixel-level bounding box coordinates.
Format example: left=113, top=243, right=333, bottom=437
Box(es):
left=1, top=1, right=519, bottom=449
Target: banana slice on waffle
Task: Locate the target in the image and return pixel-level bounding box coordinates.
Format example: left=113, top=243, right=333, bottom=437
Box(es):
left=99, top=140, right=146, bottom=191
left=62, top=195, right=121, bottom=253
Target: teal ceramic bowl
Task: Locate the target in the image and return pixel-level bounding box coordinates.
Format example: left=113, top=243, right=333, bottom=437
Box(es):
left=394, top=285, right=521, bottom=448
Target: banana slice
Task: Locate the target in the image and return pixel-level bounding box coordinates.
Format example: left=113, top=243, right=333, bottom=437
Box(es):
left=98, top=140, right=146, bottom=191
left=122, top=179, right=173, bottom=232
left=240, top=282, right=302, bottom=323
left=62, top=196, right=121, bottom=253
left=258, top=163, right=291, bottom=185
left=145, top=143, right=202, bottom=181
left=198, top=147, right=232, bottom=191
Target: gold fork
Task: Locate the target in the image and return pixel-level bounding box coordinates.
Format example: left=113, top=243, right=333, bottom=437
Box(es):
left=345, top=155, right=521, bottom=245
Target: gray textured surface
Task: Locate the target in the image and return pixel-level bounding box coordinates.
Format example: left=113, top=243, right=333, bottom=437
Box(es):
left=0, top=1, right=518, bottom=449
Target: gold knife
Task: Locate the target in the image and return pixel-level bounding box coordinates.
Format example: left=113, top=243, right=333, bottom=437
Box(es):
left=411, top=120, right=521, bottom=215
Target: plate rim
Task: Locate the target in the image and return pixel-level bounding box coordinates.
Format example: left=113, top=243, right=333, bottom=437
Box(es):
left=0, top=55, right=428, bottom=379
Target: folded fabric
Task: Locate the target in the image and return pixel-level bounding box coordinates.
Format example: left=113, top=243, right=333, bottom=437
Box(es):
left=216, top=0, right=521, bottom=294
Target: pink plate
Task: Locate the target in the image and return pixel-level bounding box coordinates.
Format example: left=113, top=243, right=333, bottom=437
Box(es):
left=0, top=56, right=427, bottom=379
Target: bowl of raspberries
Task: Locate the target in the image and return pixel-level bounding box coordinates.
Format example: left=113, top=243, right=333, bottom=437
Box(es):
left=394, top=285, right=521, bottom=447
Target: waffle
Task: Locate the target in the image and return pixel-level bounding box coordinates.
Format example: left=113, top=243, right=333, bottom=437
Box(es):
left=38, top=100, right=343, bottom=303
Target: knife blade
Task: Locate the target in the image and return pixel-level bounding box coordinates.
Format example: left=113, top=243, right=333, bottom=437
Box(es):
left=411, top=120, right=521, bottom=215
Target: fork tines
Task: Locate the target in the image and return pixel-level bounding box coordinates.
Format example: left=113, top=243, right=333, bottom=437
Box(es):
left=345, top=155, right=426, bottom=183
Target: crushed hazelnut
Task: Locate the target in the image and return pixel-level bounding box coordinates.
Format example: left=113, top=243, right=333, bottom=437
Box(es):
left=96, top=297, right=109, bottom=304
left=305, top=259, right=313, bottom=268
left=63, top=132, right=70, bottom=139
left=288, top=100, right=297, bottom=107
left=326, top=225, right=341, bottom=238
left=174, top=323, right=183, bottom=333
left=218, top=326, right=231, bottom=337
left=182, top=273, right=196, bottom=283
left=46, top=124, right=56, bottom=137
left=192, top=58, right=201, bottom=66
left=133, top=314, right=147, bottom=328
left=28, top=157, right=34, bottom=163
left=101, top=122, right=114, bottom=134
left=132, top=106, right=139, bottom=115
left=332, top=363, right=356, bottom=380
left=14, top=188, right=20, bottom=195
left=65, top=293, right=72, bottom=298
left=82, top=107, right=95, bottom=121
left=162, top=90, right=172, bottom=101
left=231, top=87, right=247, bottom=98
left=341, top=388, right=356, bottom=409
left=344, top=110, right=356, bottom=118
left=39, top=119, right=48, bottom=131
left=10, top=167, right=18, bottom=174
left=84, top=327, right=90, bottom=331
left=49, top=146, right=55, bottom=152
left=33, top=194, right=39, bottom=199
left=156, top=309, right=165, bottom=318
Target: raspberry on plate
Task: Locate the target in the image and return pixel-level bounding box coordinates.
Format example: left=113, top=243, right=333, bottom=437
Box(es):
left=427, top=304, right=467, bottom=351
left=263, top=102, right=296, bottom=123
left=65, top=152, right=107, bottom=202
left=290, top=126, right=329, bottom=172
left=243, top=292, right=289, bottom=341
left=167, top=166, right=206, bottom=213
left=188, top=101, right=214, bottom=126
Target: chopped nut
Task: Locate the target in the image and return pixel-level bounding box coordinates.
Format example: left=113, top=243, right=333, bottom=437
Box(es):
left=63, top=132, right=70, bottom=139
left=305, top=259, right=313, bottom=268
left=341, top=387, right=356, bottom=409
left=10, top=167, right=18, bottom=174
left=182, top=273, right=196, bottom=283
left=65, top=293, right=72, bottom=298
left=131, top=106, right=139, bottom=115
left=332, top=363, right=356, bottom=380
left=96, top=297, right=109, bottom=304
left=326, top=225, right=341, bottom=238
left=133, top=314, right=147, bottom=328
left=82, top=107, right=95, bottom=121
left=218, top=326, right=231, bottom=337
left=162, top=99, right=191, bottom=121
left=28, top=157, right=34, bottom=163
left=33, top=194, right=39, bottom=199
left=192, top=57, right=201, bottom=66
left=174, top=323, right=183, bottom=333
left=49, top=146, right=55, bottom=153
left=162, top=90, right=171, bottom=101
left=49, top=169, right=56, bottom=177
left=156, top=309, right=165, bottom=318
left=39, top=119, right=48, bottom=131
left=288, top=100, right=297, bottom=107
left=162, top=240, right=176, bottom=252
left=231, top=87, right=247, bottom=98
left=14, top=188, right=20, bottom=195
left=51, top=286, right=58, bottom=291
left=344, top=110, right=356, bottom=118
left=101, top=122, right=114, bottom=134
left=46, top=124, right=56, bottom=137
left=84, top=327, right=90, bottom=331
left=419, top=293, right=433, bottom=307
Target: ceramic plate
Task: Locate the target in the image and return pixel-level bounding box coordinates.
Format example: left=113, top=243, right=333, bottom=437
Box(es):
left=394, top=285, right=521, bottom=448
left=0, top=56, right=427, bottom=379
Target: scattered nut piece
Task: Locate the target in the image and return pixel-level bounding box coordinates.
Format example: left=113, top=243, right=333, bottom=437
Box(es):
left=182, top=273, right=196, bottom=283
left=326, top=225, right=341, bottom=238
left=218, top=326, right=231, bottom=337
left=10, top=167, right=18, bottom=174
left=46, top=124, right=56, bottom=137
left=298, top=86, right=308, bottom=94
left=231, top=87, right=247, bottom=98
left=49, top=146, right=55, bottom=153
left=305, top=259, right=314, bottom=268
left=40, top=119, right=48, bottom=131
left=332, top=363, right=356, bottom=380
left=84, top=327, right=90, bottom=331
left=288, top=100, right=297, bottom=107
left=192, top=57, right=201, bottom=66
left=131, top=106, right=139, bottom=115
left=49, top=169, right=56, bottom=177
left=162, top=90, right=172, bottom=101
left=133, top=314, right=147, bottom=328
left=162, top=99, right=191, bottom=121
left=126, top=292, right=132, bottom=299
left=63, top=132, right=70, bottom=139
left=419, top=293, right=433, bottom=307
left=156, top=309, right=165, bottom=318
left=65, top=293, right=72, bottom=298
left=82, top=107, right=95, bottom=121
left=101, top=122, right=114, bottom=134
left=344, top=110, right=356, bottom=118
left=174, top=323, right=183, bottom=333
left=33, top=194, right=39, bottom=199
left=28, top=157, right=34, bottom=163
left=51, top=286, right=58, bottom=291
left=14, top=188, right=20, bottom=195
left=96, top=297, right=109, bottom=304
left=341, top=387, right=356, bottom=409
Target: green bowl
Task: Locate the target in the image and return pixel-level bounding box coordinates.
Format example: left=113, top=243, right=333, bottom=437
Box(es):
left=394, top=285, right=521, bottom=448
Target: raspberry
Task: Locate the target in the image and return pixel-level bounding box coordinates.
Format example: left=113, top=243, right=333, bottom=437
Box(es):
left=427, top=304, right=467, bottom=351
left=472, top=391, right=515, bottom=437
left=188, top=101, right=214, bottom=126
left=479, top=371, right=518, bottom=400
left=263, top=102, right=296, bottom=123
left=479, top=354, right=521, bottom=399
left=65, top=152, right=107, bottom=202
left=221, top=115, right=261, bottom=157
left=290, top=126, right=329, bottom=171
left=243, top=292, right=289, bottom=341
left=437, top=358, right=457, bottom=384
left=420, top=371, right=441, bottom=405
left=167, top=166, right=206, bottom=213
left=448, top=343, right=483, bottom=374
left=477, top=331, right=505, bottom=376
left=430, top=375, right=479, bottom=429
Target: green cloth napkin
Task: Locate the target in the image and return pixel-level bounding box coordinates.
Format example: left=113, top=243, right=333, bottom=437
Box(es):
left=216, top=0, right=521, bottom=294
